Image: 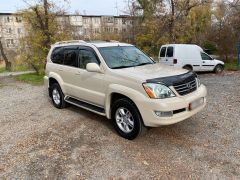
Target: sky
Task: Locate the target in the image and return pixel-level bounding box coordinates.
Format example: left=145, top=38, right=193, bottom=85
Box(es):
left=0, top=0, right=128, bottom=15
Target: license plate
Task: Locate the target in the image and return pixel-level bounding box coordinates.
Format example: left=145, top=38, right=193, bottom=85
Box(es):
left=189, top=97, right=204, bottom=111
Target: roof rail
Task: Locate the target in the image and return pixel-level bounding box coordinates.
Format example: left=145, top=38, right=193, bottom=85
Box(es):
left=105, top=40, right=120, bottom=43
left=55, top=40, right=86, bottom=45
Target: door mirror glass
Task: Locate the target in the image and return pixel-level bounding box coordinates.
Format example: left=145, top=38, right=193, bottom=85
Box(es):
left=86, top=63, right=101, bottom=73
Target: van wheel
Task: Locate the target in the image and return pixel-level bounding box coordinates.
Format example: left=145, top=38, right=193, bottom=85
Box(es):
left=183, top=65, right=193, bottom=71
left=50, top=83, right=67, bottom=109
left=111, top=98, right=145, bottom=140
left=214, top=64, right=224, bottom=74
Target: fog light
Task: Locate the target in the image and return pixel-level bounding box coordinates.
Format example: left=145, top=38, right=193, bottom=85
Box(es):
left=155, top=111, right=173, bottom=117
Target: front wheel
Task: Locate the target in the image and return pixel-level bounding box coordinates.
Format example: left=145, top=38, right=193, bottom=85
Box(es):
left=214, top=64, right=224, bottom=74
left=111, top=98, right=145, bottom=140
left=50, top=83, right=67, bottom=109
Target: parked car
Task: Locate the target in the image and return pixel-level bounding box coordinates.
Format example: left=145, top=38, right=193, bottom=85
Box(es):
left=159, top=44, right=224, bottom=73
left=44, top=40, right=207, bottom=140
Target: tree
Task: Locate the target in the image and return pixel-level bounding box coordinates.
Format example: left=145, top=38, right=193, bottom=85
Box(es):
left=20, top=0, right=72, bottom=74
left=0, top=38, right=11, bottom=71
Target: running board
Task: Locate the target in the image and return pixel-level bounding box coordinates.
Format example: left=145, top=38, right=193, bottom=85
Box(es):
left=64, top=96, right=106, bottom=116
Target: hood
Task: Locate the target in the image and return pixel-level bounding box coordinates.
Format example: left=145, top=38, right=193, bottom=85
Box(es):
left=214, top=59, right=224, bottom=65
left=112, top=63, right=188, bottom=81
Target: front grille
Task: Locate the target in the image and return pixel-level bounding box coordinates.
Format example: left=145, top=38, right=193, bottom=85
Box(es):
left=173, top=79, right=197, bottom=96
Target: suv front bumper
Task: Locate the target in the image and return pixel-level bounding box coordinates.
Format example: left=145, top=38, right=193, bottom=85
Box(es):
left=138, top=85, right=207, bottom=127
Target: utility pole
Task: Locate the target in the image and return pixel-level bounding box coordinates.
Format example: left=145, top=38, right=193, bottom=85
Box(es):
left=238, top=41, right=240, bottom=68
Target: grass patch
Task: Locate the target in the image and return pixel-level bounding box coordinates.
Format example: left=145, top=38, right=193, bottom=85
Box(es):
left=225, top=61, right=240, bottom=71
left=15, top=73, right=44, bottom=85
left=0, top=67, right=9, bottom=73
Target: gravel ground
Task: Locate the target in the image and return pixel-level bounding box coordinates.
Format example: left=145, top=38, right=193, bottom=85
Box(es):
left=0, top=71, right=240, bottom=179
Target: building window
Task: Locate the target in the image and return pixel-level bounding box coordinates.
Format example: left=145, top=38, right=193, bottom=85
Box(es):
left=94, top=18, right=100, bottom=24
left=6, top=39, right=14, bottom=47
left=114, top=28, right=118, bottom=33
left=16, top=16, right=22, bottom=22
left=5, top=16, right=11, bottom=23
left=17, top=28, right=22, bottom=34
left=83, top=18, right=88, bottom=23
left=94, top=28, right=100, bottom=34
left=7, top=28, right=12, bottom=34
left=122, top=19, right=126, bottom=25
left=114, top=18, right=118, bottom=24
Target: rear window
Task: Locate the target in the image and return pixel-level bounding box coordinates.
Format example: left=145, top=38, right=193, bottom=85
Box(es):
left=160, top=47, right=166, bottom=57
left=51, top=47, right=64, bottom=64
left=166, top=47, right=174, bottom=57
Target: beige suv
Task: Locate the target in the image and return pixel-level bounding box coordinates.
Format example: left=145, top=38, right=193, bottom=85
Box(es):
left=44, top=40, right=207, bottom=139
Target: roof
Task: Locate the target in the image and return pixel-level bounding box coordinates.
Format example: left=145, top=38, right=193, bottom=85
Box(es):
left=53, top=40, right=133, bottom=48
left=91, top=42, right=133, bottom=48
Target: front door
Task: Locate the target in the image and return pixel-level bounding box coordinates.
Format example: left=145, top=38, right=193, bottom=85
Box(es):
left=71, top=47, right=106, bottom=107
left=200, top=52, right=215, bottom=71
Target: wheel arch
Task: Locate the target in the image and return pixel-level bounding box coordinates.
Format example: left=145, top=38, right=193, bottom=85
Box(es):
left=105, top=84, right=146, bottom=121
left=48, top=72, right=66, bottom=94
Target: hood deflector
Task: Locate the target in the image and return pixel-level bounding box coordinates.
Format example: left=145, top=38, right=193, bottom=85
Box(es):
left=146, top=71, right=197, bottom=86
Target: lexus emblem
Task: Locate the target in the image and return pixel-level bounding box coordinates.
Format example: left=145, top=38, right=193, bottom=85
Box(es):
left=187, top=83, right=192, bottom=89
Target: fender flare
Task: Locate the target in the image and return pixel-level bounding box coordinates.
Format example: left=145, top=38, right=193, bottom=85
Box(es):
left=105, top=84, right=147, bottom=119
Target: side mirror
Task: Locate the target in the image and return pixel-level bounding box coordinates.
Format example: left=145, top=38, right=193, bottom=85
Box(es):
left=86, top=63, right=102, bottom=73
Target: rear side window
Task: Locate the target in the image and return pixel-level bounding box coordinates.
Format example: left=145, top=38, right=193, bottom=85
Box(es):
left=160, top=47, right=166, bottom=57
left=51, top=47, right=64, bottom=64
left=64, top=49, right=78, bottom=67
left=166, top=47, right=173, bottom=57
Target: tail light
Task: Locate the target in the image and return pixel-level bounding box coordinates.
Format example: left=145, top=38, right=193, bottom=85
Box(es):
left=173, top=59, right=177, bottom=64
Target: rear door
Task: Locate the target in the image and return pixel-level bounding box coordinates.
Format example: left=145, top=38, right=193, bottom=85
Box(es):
left=159, top=46, right=174, bottom=66
left=200, top=52, right=215, bottom=71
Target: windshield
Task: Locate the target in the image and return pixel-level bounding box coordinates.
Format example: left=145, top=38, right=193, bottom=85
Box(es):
left=98, top=46, right=154, bottom=69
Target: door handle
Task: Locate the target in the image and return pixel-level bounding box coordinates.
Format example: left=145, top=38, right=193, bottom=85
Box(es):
left=58, top=68, right=63, bottom=71
left=203, top=61, right=205, bottom=63
left=166, top=59, right=168, bottom=61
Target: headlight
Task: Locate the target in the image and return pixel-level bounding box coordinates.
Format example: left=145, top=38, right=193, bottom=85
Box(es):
left=143, top=83, right=176, bottom=99
left=196, top=77, right=201, bottom=88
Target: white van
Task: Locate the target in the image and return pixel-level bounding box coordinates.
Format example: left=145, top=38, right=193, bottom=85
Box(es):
left=159, top=44, right=224, bottom=73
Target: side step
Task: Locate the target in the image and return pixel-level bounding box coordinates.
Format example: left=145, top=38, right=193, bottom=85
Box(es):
left=64, top=96, right=106, bottom=116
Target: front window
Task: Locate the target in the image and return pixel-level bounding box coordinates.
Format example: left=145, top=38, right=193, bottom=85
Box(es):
left=201, top=52, right=213, bottom=60
left=98, top=46, right=154, bottom=69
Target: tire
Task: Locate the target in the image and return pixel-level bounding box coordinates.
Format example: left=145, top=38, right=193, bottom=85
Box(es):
left=214, top=64, right=224, bottom=74
left=50, top=83, right=67, bottom=109
left=111, top=98, right=145, bottom=140
left=183, top=65, right=193, bottom=71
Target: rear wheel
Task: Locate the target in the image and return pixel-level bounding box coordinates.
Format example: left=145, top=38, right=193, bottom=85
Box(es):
left=50, top=83, right=67, bottom=109
left=214, top=64, right=224, bottom=74
left=111, top=98, right=145, bottom=140
left=183, top=65, right=193, bottom=71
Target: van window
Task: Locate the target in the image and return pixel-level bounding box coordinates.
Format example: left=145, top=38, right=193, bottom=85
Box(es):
left=160, top=47, right=166, bottom=57
left=166, top=47, right=173, bottom=57
left=79, top=49, right=99, bottom=69
left=201, top=52, right=212, bottom=60
left=64, top=49, right=78, bottom=67
left=51, top=47, right=64, bottom=64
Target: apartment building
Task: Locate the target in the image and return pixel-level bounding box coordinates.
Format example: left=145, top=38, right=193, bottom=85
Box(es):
left=0, top=13, right=25, bottom=50
left=0, top=12, right=133, bottom=52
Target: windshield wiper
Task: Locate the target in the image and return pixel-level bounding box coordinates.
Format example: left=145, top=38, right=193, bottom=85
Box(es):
left=111, top=65, right=134, bottom=69
left=135, top=62, right=153, bottom=67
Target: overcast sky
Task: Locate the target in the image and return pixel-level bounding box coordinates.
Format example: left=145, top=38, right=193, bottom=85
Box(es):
left=0, top=0, right=128, bottom=15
